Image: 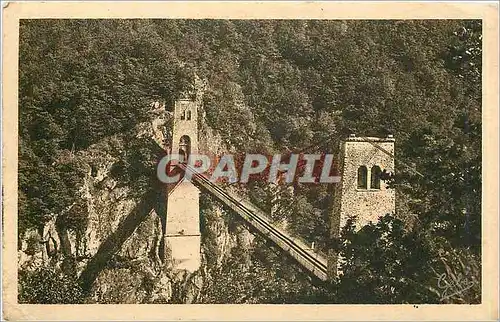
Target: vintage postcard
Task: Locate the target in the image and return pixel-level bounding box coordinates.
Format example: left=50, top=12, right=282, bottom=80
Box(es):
left=2, top=1, right=499, bottom=321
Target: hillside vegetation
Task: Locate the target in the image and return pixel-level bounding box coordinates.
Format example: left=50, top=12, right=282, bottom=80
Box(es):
left=19, top=19, right=481, bottom=303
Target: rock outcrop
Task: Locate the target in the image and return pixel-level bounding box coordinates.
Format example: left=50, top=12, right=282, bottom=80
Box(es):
left=18, top=99, right=255, bottom=304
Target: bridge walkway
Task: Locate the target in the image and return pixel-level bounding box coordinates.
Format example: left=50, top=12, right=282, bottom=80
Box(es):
left=176, top=163, right=329, bottom=281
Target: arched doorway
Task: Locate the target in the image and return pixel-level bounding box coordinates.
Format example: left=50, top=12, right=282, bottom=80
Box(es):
left=178, top=135, right=191, bottom=162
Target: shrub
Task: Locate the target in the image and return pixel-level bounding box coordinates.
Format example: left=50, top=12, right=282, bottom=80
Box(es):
left=18, top=267, right=84, bottom=304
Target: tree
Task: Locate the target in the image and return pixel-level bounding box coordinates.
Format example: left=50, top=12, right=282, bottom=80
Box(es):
left=331, top=215, right=480, bottom=304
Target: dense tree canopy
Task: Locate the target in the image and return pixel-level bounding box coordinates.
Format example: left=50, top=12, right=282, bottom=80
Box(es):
left=19, top=19, right=481, bottom=303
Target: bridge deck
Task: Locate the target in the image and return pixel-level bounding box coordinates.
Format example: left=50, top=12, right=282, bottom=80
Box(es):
left=177, top=163, right=328, bottom=281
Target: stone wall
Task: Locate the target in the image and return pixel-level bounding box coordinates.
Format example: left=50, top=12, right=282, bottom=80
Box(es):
left=166, top=181, right=202, bottom=272
left=338, top=135, right=396, bottom=229
left=166, top=95, right=202, bottom=272
left=328, top=135, right=396, bottom=278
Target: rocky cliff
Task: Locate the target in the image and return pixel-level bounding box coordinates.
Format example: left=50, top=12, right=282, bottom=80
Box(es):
left=18, top=100, right=256, bottom=304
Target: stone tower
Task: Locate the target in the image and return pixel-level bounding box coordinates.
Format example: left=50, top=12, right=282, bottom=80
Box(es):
left=165, top=98, right=201, bottom=272
left=328, top=134, right=396, bottom=277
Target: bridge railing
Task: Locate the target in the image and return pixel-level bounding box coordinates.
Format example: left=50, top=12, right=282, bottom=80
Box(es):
left=190, top=172, right=329, bottom=265
left=176, top=163, right=329, bottom=280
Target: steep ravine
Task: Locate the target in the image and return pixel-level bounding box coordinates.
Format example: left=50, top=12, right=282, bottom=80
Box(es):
left=18, top=102, right=256, bottom=304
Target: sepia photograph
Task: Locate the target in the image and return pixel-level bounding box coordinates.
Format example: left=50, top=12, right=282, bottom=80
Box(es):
left=2, top=1, right=499, bottom=321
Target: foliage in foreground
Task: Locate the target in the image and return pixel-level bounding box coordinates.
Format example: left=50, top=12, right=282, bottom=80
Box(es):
left=199, top=212, right=480, bottom=304
left=19, top=266, right=84, bottom=304
left=331, top=215, right=481, bottom=304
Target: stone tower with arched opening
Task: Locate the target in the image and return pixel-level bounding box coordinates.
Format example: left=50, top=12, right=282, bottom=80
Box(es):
left=328, top=134, right=396, bottom=277
left=165, top=98, right=201, bottom=272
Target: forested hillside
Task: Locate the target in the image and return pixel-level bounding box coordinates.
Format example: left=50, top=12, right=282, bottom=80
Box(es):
left=18, top=19, right=481, bottom=303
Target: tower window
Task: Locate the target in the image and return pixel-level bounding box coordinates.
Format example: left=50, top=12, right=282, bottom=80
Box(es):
left=186, top=110, right=192, bottom=120
left=357, top=166, right=368, bottom=189
left=371, top=165, right=382, bottom=189
left=180, top=111, right=185, bottom=120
